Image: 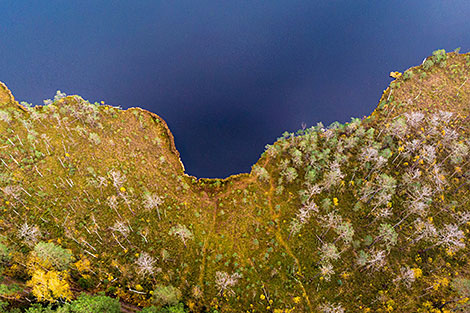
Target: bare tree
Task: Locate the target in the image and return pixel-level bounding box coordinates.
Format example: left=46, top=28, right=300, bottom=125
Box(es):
left=455, top=211, right=470, bottom=226
left=252, top=165, right=270, bottom=182
left=143, top=192, right=164, bottom=219
left=335, top=221, right=355, bottom=244
left=109, top=170, right=126, bottom=190
left=289, top=201, right=318, bottom=238
left=169, top=224, right=193, bottom=247
left=215, top=271, right=241, bottom=296
left=301, top=184, right=323, bottom=203
left=18, top=223, right=41, bottom=246
left=322, top=161, right=345, bottom=191
left=438, top=224, right=465, bottom=253
left=319, top=302, right=345, bottom=313
left=365, top=249, right=386, bottom=272
left=107, top=195, right=121, bottom=218
left=404, top=111, right=425, bottom=128
left=282, top=167, right=298, bottom=183
left=403, top=139, right=422, bottom=158
left=393, top=266, right=416, bottom=288
left=96, top=176, right=108, bottom=188
left=135, top=252, right=157, bottom=276
left=407, top=185, right=433, bottom=217
left=319, top=262, right=335, bottom=281
left=429, top=164, right=448, bottom=191
left=360, top=174, right=396, bottom=214
left=111, top=220, right=130, bottom=238
left=386, top=117, right=407, bottom=140
left=420, top=144, right=437, bottom=164
left=320, top=243, right=340, bottom=262
left=0, top=110, right=11, bottom=124
left=1, top=185, right=21, bottom=200
left=378, top=223, right=398, bottom=250
left=411, top=218, right=438, bottom=244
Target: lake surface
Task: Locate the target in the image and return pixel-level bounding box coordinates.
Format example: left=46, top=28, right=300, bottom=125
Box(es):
left=1, top=1, right=470, bottom=177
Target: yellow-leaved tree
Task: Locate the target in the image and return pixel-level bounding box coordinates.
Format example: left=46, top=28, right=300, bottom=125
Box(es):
left=26, top=241, right=73, bottom=302
left=27, top=268, right=72, bottom=302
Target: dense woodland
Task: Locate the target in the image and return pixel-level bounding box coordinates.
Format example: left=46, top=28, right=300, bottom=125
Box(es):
left=0, top=50, right=469, bottom=312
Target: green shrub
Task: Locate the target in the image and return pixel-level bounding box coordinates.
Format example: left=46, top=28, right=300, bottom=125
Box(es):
left=451, top=277, right=470, bottom=310
left=452, top=277, right=470, bottom=297
left=58, top=293, right=121, bottom=313
left=151, top=285, right=182, bottom=307
left=0, top=242, right=10, bottom=262
left=402, top=70, right=413, bottom=80
left=77, top=277, right=95, bottom=290
left=141, top=306, right=160, bottom=313
left=423, top=49, right=447, bottom=71
left=88, top=132, right=101, bottom=145
left=0, top=283, right=22, bottom=296
left=423, top=59, right=434, bottom=70
left=33, top=242, right=72, bottom=271
left=0, top=301, right=20, bottom=313
left=25, top=304, right=56, bottom=313
left=141, top=303, right=187, bottom=313
left=432, top=48, right=447, bottom=66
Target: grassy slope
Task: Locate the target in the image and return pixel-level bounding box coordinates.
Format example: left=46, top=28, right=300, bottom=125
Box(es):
left=0, top=51, right=469, bottom=312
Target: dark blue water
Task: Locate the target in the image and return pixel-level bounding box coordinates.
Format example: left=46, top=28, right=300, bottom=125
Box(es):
left=1, top=1, right=470, bottom=178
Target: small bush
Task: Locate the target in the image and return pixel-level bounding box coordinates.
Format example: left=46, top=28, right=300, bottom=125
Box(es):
left=451, top=277, right=470, bottom=310
left=402, top=70, right=413, bottom=80
left=0, top=242, right=10, bottom=262
left=0, top=283, right=22, bottom=296
left=423, top=49, right=447, bottom=71
left=88, top=132, right=101, bottom=145
left=151, top=285, right=182, bottom=307
left=33, top=242, right=72, bottom=271
left=451, top=277, right=470, bottom=296
left=141, top=303, right=187, bottom=313
left=25, top=304, right=56, bottom=313
left=423, top=59, right=434, bottom=70
left=432, top=48, right=447, bottom=66
left=77, top=276, right=95, bottom=290
left=59, top=293, right=121, bottom=313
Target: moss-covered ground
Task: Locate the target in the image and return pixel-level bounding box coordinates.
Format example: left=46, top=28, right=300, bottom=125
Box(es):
left=0, top=50, right=469, bottom=312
